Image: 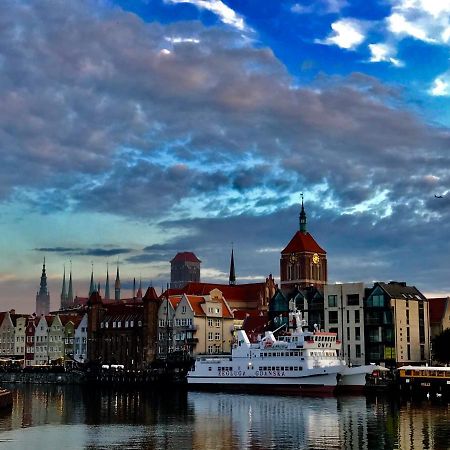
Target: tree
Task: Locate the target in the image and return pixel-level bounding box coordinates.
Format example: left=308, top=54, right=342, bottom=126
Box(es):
left=432, top=328, right=450, bottom=364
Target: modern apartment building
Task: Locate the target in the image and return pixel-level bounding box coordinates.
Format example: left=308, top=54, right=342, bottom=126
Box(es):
left=324, top=282, right=365, bottom=366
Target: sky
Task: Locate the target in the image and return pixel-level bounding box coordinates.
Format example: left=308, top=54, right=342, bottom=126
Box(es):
left=2, top=0, right=450, bottom=312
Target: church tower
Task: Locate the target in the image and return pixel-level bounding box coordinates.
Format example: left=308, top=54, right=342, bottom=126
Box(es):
left=170, top=252, right=201, bottom=289
left=36, top=259, right=50, bottom=315
left=280, top=197, right=327, bottom=292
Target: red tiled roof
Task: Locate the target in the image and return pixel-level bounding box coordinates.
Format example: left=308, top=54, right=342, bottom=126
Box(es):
left=281, top=231, right=326, bottom=254
left=166, top=282, right=265, bottom=304
left=171, top=252, right=201, bottom=263
left=429, top=297, right=448, bottom=323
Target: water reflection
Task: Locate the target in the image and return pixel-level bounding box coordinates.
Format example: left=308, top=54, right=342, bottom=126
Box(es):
left=0, top=385, right=448, bottom=449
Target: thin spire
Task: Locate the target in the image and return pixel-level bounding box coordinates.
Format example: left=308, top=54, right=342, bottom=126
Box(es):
left=136, top=277, right=143, bottom=299
left=105, top=262, right=110, bottom=300
left=115, top=260, right=121, bottom=301
left=133, top=277, right=136, bottom=298
left=89, top=262, right=95, bottom=297
left=299, top=193, right=307, bottom=233
left=67, top=260, right=73, bottom=303
left=60, top=265, right=67, bottom=301
left=97, top=282, right=101, bottom=295
left=229, top=244, right=236, bottom=286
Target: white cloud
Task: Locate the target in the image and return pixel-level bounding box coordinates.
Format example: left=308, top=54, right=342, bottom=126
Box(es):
left=318, top=19, right=366, bottom=50
left=165, top=0, right=246, bottom=31
left=429, top=75, right=450, bottom=96
left=368, top=43, right=403, bottom=67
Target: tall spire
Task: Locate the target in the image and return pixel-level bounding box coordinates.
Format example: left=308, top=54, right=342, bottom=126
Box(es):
left=133, top=277, right=136, bottom=298
left=67, top=261, right=73, bottom=303
left=60, top=265, right=67, bottom=303
left=115, top=262, right=121, bottom=301
left=105, top=263, right=110, bottom=300
left=97, top=282, right=101, bottom=295
left=39, top=258, right=48, bottom=295
left=299, top=193, right=307, bottom=233
left=36, top=258, right=50, bottom=316
left=89, top=263, right=95, bottom=297
left=229, top=246, right=236, bottom=286
left=136, top=277, right=143, bottom=299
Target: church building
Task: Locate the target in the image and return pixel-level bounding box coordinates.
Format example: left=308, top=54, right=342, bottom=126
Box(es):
left=280, top=198, right=327, bottom=292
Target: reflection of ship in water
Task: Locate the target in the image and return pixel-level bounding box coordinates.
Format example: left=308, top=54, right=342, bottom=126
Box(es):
left=188, top=392, right=380, bottom=450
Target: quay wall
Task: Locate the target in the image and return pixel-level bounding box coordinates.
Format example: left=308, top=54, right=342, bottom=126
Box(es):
left=0, top=371, right=85, bottom=385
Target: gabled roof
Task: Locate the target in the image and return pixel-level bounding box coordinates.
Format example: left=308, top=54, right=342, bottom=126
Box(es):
left=171, top=252, right=201, bottom=263
left=376, top=282, right=426, bottom=301
left=281, top=231, right=326, bottom=255
left=168, top=293, right=234, bottom=319
left=428, top=297, right=448, bottom=323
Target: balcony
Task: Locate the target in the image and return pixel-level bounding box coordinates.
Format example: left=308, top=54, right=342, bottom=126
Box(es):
left=187, top=338, right=199, bottom=344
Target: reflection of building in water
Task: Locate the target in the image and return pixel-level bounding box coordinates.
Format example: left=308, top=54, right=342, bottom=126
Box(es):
left=336, top=397, right=370, bottom=450
left=397, top=402, right=450, bottom=450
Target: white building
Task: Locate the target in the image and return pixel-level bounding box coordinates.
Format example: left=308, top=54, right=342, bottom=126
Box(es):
left=14, top=316, right=27, bottom=358
left=324, top=282, right=365, bottom=366
left=74, top=314, right=88, bottom=363
left=34, top=315, right=50, bottom=364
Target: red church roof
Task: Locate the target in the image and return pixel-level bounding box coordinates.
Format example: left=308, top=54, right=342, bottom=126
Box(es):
left=165, top=282, right=265, bottom=304
left=281, top=231, right=326, bottom=254
left=171, top=252, right=201, bottom=263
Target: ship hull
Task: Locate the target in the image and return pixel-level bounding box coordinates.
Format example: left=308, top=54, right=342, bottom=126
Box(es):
left=187, top=372, right=338, bottom=396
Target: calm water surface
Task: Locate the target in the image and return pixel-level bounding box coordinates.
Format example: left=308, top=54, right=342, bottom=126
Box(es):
left=0, top=385, right=448, bottom=449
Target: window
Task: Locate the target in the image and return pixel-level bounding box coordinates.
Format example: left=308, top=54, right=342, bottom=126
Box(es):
left=208, top=319, right=213, bottom=327
left=328, top=295, right=337, bottom=307
left=208, top=332, right=213, bottom=341
left=346, top=310, right=350, bottom=323
left=368, top=294, right=384, bottom=307
left=117, top=322, right=121, bottom=328
left=207, top=345, right=214, bottom=354
left=355, top=327, right=360, bottom=341
left=407, top=344, right=411, bottom=360
left=355, top=310, right=360, bottom=324
left=182, top=306, right=186, bottom=313
left=215, top=332, right=220, bottom=340
left=347, top=294, right=359, bottom=306
left=347, top=327, right=350, bottom=341
left=406, top=310, right=410, bottom=325
left=406, top=327, right=410, bottom=342
left=328, top=311, right=338, bottom=324
left=356, top=344, right=361, bottom=358
left=215, top=319, right=220, bottom=328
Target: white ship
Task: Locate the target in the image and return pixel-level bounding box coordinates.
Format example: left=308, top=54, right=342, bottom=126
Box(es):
left=187, top=312, right=377, bottom=395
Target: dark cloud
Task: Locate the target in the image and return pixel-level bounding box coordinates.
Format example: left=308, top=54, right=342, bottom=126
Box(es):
left=34, top=247, right=132, bottom=257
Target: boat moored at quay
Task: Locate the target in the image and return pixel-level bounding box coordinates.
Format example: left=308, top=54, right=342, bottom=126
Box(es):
left=187, top=312, right=379, bottom=395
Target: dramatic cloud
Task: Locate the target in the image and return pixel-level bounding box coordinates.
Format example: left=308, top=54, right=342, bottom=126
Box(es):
left=2, top=0, right=450, bottom=305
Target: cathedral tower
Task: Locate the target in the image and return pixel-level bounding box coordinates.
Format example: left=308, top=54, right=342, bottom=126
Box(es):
left=280, top=197, right=327, bottom=292
left=36, top=259, right=50, bottom=315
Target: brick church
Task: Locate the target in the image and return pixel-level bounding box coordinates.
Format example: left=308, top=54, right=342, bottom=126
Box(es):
left=280, top=198, right=327, bottom=292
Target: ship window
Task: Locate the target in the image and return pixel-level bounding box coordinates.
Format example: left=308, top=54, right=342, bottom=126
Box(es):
left=208, top=367, right=212, bottom=371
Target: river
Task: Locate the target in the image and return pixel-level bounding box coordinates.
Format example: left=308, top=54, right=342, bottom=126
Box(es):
left=0, top=385, right=448, bottom=449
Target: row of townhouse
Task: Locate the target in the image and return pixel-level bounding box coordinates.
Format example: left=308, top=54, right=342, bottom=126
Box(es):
left=0, top=310, right=88, bottom=366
